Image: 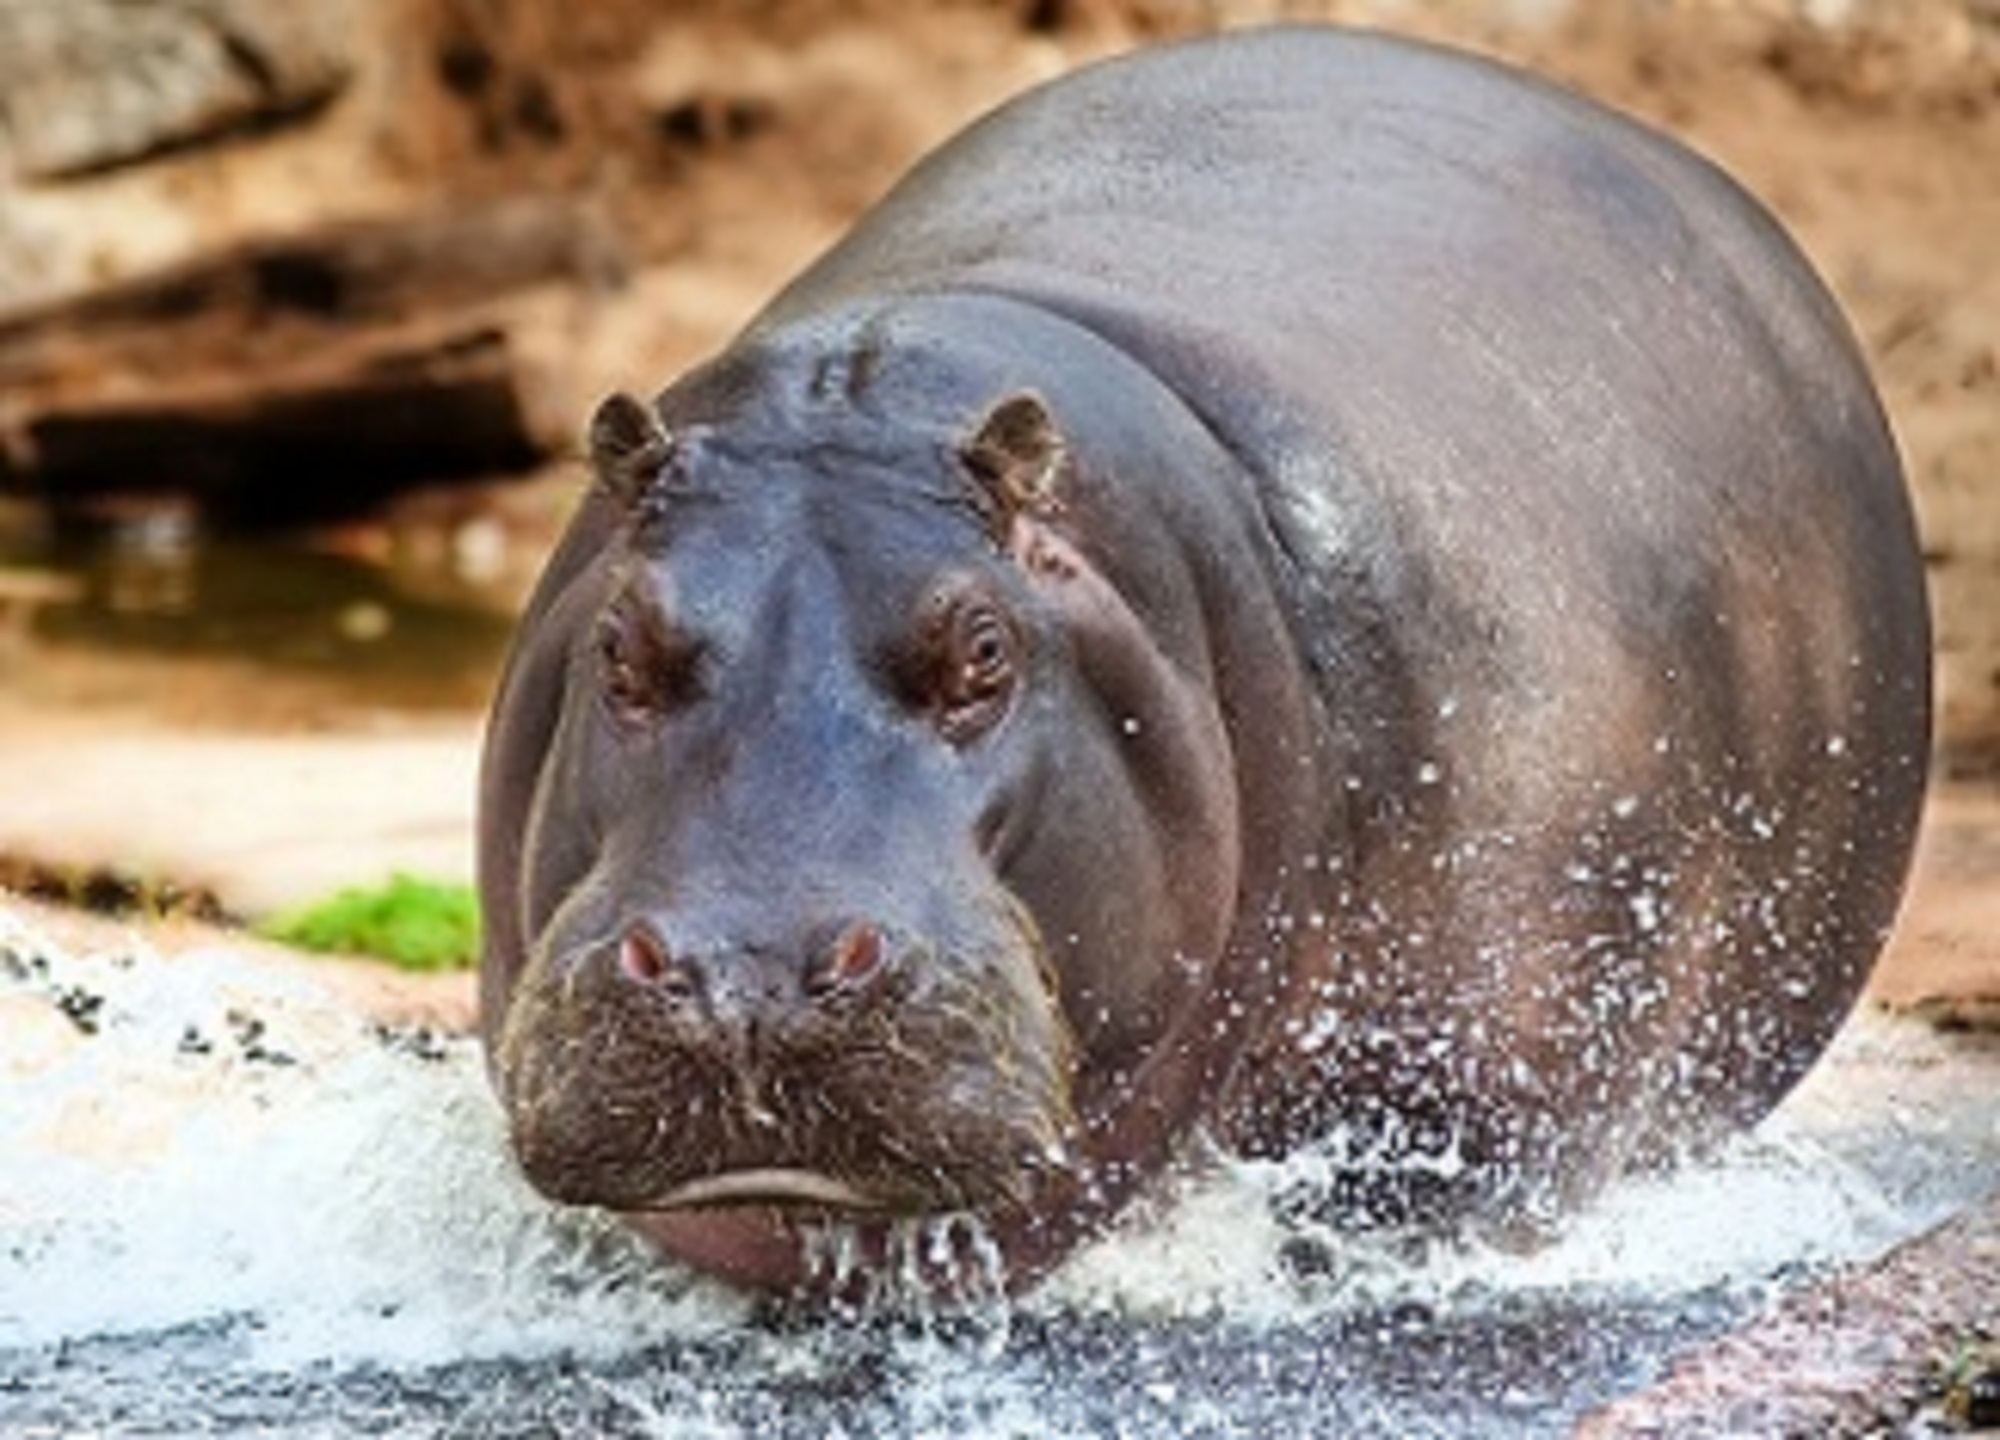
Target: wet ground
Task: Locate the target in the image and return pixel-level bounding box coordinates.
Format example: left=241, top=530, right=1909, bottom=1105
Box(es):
left=1, top=905, right=1996, bottom=1438
left=0, top=500, right=515, bottom=913
left=0, top=497, right=526, bottom=725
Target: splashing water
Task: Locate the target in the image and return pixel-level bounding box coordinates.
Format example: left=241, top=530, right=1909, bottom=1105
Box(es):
left=0, top=918, right=749, bottom=1373
left=2, top=912, right=1994, bottom=1436
left=800, top=1212, right=1012, bottom=1338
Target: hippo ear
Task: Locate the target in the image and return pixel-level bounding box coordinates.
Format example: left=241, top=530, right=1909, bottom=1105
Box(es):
left=960, top=392, right=1067, bottom=538
left=588, top=391, right=676, bottom=514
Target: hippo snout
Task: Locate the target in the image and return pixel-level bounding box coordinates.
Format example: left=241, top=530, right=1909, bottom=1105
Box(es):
left=495, top=887, right=1079, bottom=1222
left=613, top=915, right=896, bottom=1027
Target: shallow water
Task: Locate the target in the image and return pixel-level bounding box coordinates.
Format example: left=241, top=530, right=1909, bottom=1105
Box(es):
left=3, top=915, right=1996, bottom=1437
left=0, top=500, right=522, bottom=721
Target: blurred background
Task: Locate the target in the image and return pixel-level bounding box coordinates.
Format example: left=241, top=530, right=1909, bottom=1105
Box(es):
left=0, top=0, right=1994, bottom=937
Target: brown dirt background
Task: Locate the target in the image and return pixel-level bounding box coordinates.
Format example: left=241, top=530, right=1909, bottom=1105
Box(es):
left=3, top=0, right=1995, bottom=770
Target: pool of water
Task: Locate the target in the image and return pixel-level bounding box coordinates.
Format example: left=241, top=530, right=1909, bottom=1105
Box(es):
left=3, top=915, right=1995, bottom=1437
left=0, top=498, right=532, bottom=723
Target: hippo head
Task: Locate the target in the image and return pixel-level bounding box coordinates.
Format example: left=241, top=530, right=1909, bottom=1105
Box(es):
left=480, top=337, right=1251, bottom=1289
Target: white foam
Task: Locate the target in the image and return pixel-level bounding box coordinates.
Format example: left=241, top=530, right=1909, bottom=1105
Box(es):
left=1038, top=1120, right=1923, bottom=1330
left=0, top=918, right=746, bottom=1369
left=1041, top=1007, right=1992, bottom=1329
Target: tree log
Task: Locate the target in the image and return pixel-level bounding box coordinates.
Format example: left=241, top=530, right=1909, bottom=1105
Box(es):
left=13, top=327, right=542, bottom=525
left=0, top=194, right=615, bottom=521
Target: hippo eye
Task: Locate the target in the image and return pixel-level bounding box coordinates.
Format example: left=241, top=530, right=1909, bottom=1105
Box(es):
left=596, top=601, right=701, bottom=726
left=935, top=599, right=1019, bottom=744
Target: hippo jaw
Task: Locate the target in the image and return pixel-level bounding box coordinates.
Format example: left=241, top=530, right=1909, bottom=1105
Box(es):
left=493, top=885, right=1082, bottom=1231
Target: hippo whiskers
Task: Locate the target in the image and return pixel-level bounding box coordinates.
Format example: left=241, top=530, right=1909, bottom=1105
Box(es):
left=478, top=25, right=1928, bottom=1294
left=496, top=910, right=1078, bottom=1225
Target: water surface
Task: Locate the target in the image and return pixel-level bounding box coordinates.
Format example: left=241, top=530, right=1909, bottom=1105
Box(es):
left=0, top=498, right=528, bottom=724
left=4, top=916, right=1995, bottom=1436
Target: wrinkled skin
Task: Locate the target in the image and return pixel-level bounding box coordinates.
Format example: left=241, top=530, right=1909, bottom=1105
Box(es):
left=478, top=27, right=1931, bottom=1294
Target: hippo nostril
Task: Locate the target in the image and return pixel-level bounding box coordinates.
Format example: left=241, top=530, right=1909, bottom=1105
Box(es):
left=805, top=920, right=887, bottom=1000
left=619, top=925, right=697, bottom=1000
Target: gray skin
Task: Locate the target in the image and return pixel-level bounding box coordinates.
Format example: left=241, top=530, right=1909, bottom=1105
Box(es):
left=478, top=26, right=1930, bottom=1294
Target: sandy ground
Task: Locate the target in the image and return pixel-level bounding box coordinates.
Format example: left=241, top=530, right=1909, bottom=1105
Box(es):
left=0, top=719, right=478, bottom=916
left=1871, top=783, right=2000, bottom=1023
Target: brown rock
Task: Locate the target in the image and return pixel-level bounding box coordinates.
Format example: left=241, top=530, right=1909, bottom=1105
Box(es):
left=0, top=196, right=618, bottom=519
left=1578, top=1188, right=2000, bottom=1437
left=0, top=0, right=352, bottom=180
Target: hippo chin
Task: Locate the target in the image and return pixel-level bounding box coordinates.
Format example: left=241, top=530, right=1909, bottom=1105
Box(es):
left=477, top=25, right=1931, bottom=1296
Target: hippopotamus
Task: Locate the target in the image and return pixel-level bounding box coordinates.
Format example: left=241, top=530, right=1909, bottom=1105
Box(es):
left=476, top=25, right=1931, bottom=1294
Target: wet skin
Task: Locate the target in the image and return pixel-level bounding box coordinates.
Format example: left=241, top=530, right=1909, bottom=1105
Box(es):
left=477, top=26, right=1931, bottom=1293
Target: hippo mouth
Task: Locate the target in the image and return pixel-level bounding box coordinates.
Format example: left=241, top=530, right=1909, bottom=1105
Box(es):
left=649, top=1168, right=885, bottom=1213
left=496, top=899, right=1079, bottom=1227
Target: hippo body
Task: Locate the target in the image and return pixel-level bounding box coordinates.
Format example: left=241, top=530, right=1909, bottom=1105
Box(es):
left=478, top=27, right=1930, bottom=1292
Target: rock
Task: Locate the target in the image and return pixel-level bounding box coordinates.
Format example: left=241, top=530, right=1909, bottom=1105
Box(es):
left=0, top=0, right=352, bottom=181
left=0, top=192, right=617, bottom=370
left=20, top=326, right=541, bottom=524
left=0, top=195, right=616, bottom=520
left=1577, top=1187, right=2000, bottom=1437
